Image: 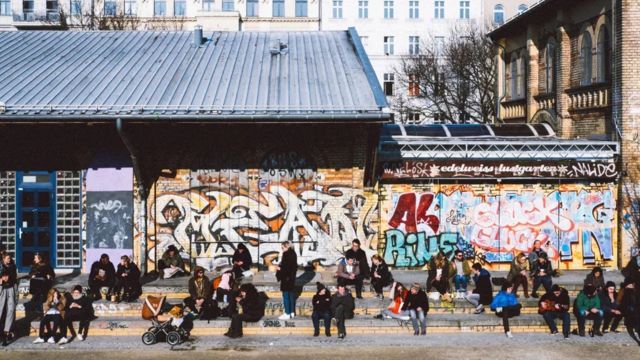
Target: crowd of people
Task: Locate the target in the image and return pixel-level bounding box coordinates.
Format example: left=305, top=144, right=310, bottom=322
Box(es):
left=0, top=238, right=639, bottom=347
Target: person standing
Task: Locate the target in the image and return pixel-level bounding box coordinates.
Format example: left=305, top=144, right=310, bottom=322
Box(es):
left=345, top=239, right=370, bottom=280
left=0, top=252, right=17, bottom=346
left=370, top=255, right=393, bottom=299
left=404, top=283, right=428, bottom=336
left=465, top=263, right=493, bottom=314
left=311, top=282, right=332, bottom=337
left=331, top=284, right=355, bottom=339
left=490, top=281, right=521, bottom=338
left=539, top=285, right=571, bottom=338
left=28, top=253, right=55, bottom=313
left=276, top=241, right=297, bottom=320
left=114, top=255, right=142, bottom=302
left=88, top=254, right=116, bottom=301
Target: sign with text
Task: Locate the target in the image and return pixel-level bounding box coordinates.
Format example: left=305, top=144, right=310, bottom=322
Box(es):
left=380, top=160, right=618, bottom=180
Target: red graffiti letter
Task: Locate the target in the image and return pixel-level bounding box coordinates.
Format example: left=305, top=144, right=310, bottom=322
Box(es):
left=388, top=193, right=417, bottom=232
left=416, top=194, right=440, bottom=234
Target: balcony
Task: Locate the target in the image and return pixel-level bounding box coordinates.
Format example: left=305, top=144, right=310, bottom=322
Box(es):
left=566, top=83, right=611, bottom=111
left=501, top=98, right=526, bottom=121
left=534, top=93, right=555, bottom=111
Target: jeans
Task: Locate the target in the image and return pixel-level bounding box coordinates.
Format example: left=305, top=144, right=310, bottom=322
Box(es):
left=512, top=274, right=529, bottom=297
left=465, top=293, right=481, bottom=308
left=603, top=311, right=623, bottom=332
left=542, top=311, right=570, bottom=336
left=66, top=310, right=90, bottom=338
left=0, top=287, right=16, bottom=332
left=312, top=310, right=332, bottom=334
left=381, top=309, right=410, bottom=320
left=334, top=304, right=347, bottom=335
left=453, top=275, right=469, bottom=291
left=409, top=309, right=427, bottom=333
left=576, top=311, right=603, bottom=333
left=337, top=277, right=363, bottom=297
left=532, top=275, right=552, bottom=295
left=495, top=304, right=521, bottom=332
left=39, top=314, right=64, bottom=339
left=282, top=291, right=296, bottom=315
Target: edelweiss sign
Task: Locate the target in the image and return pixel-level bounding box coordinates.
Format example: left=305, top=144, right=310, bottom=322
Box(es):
left=380, top=160, right=618, bottom=180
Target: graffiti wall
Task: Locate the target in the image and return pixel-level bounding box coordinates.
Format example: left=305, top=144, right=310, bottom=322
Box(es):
left=380, top=183, right=618, bottom=270
left=147, top=166, right=378, bottom=270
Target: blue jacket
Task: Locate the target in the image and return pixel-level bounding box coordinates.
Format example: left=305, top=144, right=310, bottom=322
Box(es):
left=490, top=291, right=519, bottom=311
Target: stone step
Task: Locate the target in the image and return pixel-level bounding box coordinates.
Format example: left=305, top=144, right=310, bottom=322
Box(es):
left=27, top=314, right=623, bottom=337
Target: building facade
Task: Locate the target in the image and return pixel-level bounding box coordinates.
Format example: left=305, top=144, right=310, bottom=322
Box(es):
left=489, top=0, right=640, bottom=268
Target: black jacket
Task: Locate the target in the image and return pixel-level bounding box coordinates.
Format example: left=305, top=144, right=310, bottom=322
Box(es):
left=188, top=276, right=213, bottom=300
left=532, top=260, right=553, bottom=278
left=312, top=291, right=332, bottom=313
left=345, top=248, right=371, bottom=279
left=620, top=287, right=638, bottom=317
left=371, top=262, right=393, bottom=286
left=239, top=285, right=267, bottom=320
left=472, top=269, right=493, bottom=305
left=331, top=292, right=355, bottom=319
left=29, top=263, right=55, bottom=281
left=0, top=262, right=17, bottom=289
left=403, top=290, right=429, bottom=312
left=539, top=288, right=570, bottom=312
left=65, top=294, right=93, bottom=318
left=277, top=248, right=297, bottom=292
left=232, top=244, right=252, bottom=271
left=599, top=291, right=620, bottom=313
left=89, top=260, right=116, bottom=285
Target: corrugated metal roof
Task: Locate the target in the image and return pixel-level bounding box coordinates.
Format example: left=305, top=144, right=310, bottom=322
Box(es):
left=0, top=29, right=388, bottom=121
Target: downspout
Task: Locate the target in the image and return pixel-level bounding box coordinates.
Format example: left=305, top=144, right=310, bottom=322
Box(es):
left=116, top=118, right=147, bottom=274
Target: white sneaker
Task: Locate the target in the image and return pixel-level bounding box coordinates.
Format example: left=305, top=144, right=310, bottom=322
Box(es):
left=400, top=316, right=410, bottom=321
left=77, top=334, right=84, bottom=341
left=57, top=337, right=68, bottom=345
left=47, top=337, right=56, bottom=344
left=278, top=314, right=291, bottom=320
left=506, top=331, right=513, bottom=338
left=290, top=313, right=295, bottom=319
left=33, top=338, right=45, bottom=344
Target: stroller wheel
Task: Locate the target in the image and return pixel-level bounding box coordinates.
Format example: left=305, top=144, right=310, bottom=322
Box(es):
left=166, top=331, right=181, bottom=346
left=141, top=331, right=157, bottom=345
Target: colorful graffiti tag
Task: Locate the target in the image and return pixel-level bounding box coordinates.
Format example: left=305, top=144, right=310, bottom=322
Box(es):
left=148, top=170, right=378, bottom=270
left=382, top=185, right=617, bottom=269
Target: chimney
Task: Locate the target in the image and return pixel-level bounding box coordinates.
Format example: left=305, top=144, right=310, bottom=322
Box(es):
left=193, top=26, right=203, bottom=47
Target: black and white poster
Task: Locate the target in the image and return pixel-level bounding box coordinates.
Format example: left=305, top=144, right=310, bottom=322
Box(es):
left=87, top=191, right=133, bottom=249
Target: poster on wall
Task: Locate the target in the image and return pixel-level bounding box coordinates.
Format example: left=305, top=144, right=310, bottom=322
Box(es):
left=85, top=168, right=134, bottom=269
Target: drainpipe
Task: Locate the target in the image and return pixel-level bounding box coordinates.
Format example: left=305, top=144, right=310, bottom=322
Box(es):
left=116, top=118, right=147, bottom=274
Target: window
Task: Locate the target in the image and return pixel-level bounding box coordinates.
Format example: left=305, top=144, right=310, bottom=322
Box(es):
left=384, top=73, right=395, bottom=96
left=518, top=4, right=528, bottom=15
left=154, top=0, right=166, bottom=16
left=246, top=0, right=258, bottom=16
left=407, top=113, right=421, bottom=123
left=203, top=0, right=214, bottom=11
left=384, top=36, right=394, bottom=55
left=493, top=4, right=504, bottom=25
left=459, top=1, right=469, bottom=19
left=581, top=31, right=593, bottom=86
left=384, top=0, right=394, bottom=19
left=0, top=0, right=9, bottom=15
left=358, top=0, right=368, bottom=19
left=295, top=0, right=307, bottom=17
left=104, top=0, right=116, bottom=16
left=222, top=0, right=234, bottom=11
left=517, top=54, right=525, bottom=98
left=124, top=0, right=136, bottom=15
left=510, top=53, right=519, bottom=99
left=434, top=36, right=445, bottom=53
left=46, top=0, right=58, bottom=17
left=434, top=0, right=444, bottom=19
left=332, top=0, right=343, bottom=19
left=544, top=40, right=556, bottom=93
left=409, top=0, right=419, bottom=19
left=408, top=75, right=420, bottom=96
left=70, top=0, right=82, bottom=15
left=596, top=27, right=610, bottom=83
left=174, top=0, right=186, bottom=16
left=409, top=36, right=420, bottom=55
left=273, top=0, right=284, bottom=17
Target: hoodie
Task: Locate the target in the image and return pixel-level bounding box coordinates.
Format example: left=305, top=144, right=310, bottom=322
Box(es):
left=472, top=269, right=494, bottom=305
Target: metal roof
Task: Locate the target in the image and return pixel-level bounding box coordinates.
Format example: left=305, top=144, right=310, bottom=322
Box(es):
left=488, top=0, right=557, bottom=40
left=0, top=28, right=389, bottom=122
left=378, top=124, right=619, bottom=160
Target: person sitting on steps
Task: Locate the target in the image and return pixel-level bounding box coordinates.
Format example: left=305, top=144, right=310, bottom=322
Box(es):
left=507, top=253, right=530, bottom=298
left=224, top=284, right=267, bottom=339
left=28, top=253, right=55, bottom=314
left=490, top=281, right=522, bottom=339
left=374, top=282, right=410, bottom=320
left=426, top=252, right=450, bottom=298
left=65, top=285, right=93, bottom=341
left=465, top=263, right=493, bottom=314
left=539, top=284, right=571, bottom=338
left=584, top=267, right=606, bottom=295
left=449, top=250, right=471, bottom=296
left=573, top=284, right=604, bottom=337
left=370, top=255, right=393, bottom=300
left=331, top=284, right=355, bottom=340
left=404, top=283, right=428, bottom=336
left=33, top=288, right=68, bottom=344
left=232, top=244, right=252, bottom=279
left=311, top=282, right=332, bottom=337
left=158, top=245, right=186, bottom=279
left=336, top=254, right=363, bottom=299
left=88, top=254, right=116, bottom=301
left=600, top=281, right=623, bottom=333
left=530, top=253, right=553, bottom=298
left=345, top=239, right=371, bottom=282
left=114, top=255, right=142, bottom=303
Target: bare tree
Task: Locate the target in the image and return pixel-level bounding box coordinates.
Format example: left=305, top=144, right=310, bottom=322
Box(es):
left=396, top=24, right=498, bottom=124
left=623, top=173, right=640, bottom=260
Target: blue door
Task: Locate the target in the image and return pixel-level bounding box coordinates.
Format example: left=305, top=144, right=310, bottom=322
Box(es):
left=16, top=171, right=56, bottom=272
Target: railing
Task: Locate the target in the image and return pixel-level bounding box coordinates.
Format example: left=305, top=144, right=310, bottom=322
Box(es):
left=534, top=93, right=555, bottom=111
left=501, top=98, right=526, bottom=120
left=566, top=83, right=611, bottom=111
left=13, top=11, right=60, bottom=22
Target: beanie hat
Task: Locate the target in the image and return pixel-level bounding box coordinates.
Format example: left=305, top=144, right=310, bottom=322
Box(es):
left=316, top=282, right=326, bottom=292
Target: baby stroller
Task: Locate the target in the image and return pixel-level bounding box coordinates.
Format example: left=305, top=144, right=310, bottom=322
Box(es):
left=141, top=295, right=189, bottom=346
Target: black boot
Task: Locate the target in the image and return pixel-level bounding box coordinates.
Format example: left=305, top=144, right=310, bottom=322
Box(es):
left=313, top=329, right=319, bottom=337
left=325, top=328, right=331, bottom=337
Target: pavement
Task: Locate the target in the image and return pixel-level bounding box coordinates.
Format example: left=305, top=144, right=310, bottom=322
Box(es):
left=2, top=333, right=639, bottom=359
